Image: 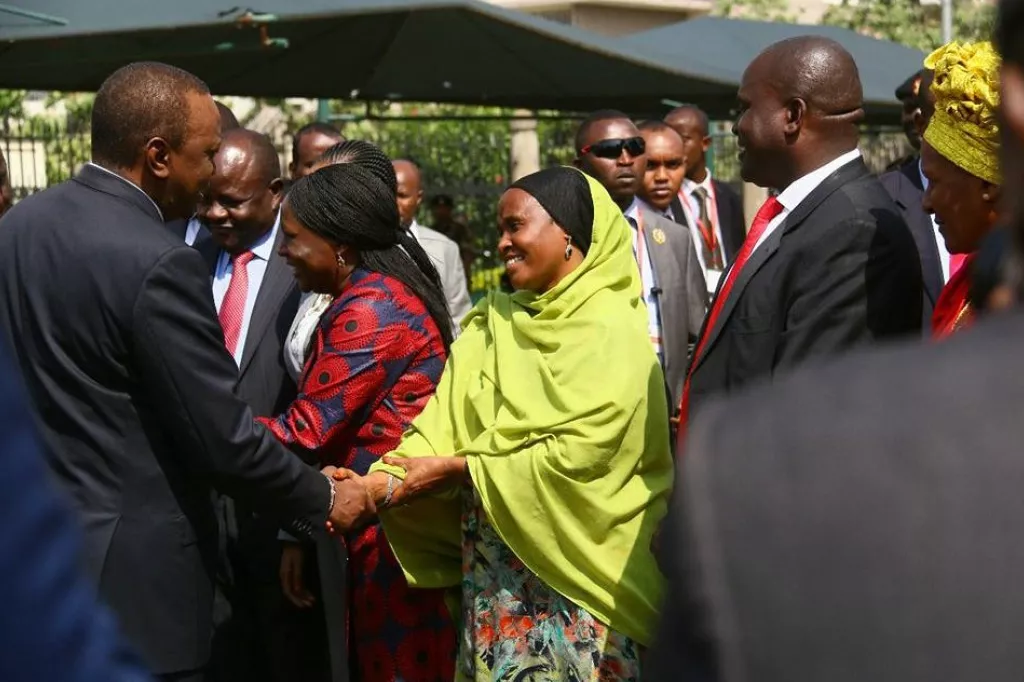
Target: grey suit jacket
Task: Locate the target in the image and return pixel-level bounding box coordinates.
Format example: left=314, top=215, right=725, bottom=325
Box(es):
left=644, top=210, right=709, bottom=411
left=651, top=310, right=1024, bottom=681
left=414, top=223, right=473, bottom=324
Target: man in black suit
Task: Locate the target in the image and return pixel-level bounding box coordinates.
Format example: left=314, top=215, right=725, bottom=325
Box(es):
left=679, top=37, right=922, bottom=435
left=195, top=129, right=327, bottom=682
left=574, top=111, right=707, bottom=417
left=0, top=62, right=370, bottom=681
left=880, top=70, right=949, bottom=328
left=665, top=104, right=746, bottom=297
left=649, top=10, right=1024, bottom=677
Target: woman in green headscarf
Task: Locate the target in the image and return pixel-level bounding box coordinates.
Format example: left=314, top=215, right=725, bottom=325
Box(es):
left=332, top=166, right=673, bottom=681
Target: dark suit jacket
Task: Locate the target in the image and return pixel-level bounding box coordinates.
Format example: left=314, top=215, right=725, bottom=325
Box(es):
left=879, top=157, right=945, bottom=327
left=686, top=159, right=923, bottom=420
left=643, top=210, right=709, bottom=410
left=0, top=339, right=150, bottom=682
left=712, top=179, right=745, bottom=263
left=672, top=180, right=747, bottom=264
left=0, top=165, right=330, bottom=675
left=652, top=310, right=1024, bottom=682
left=195, top=230, right=301, bottom=419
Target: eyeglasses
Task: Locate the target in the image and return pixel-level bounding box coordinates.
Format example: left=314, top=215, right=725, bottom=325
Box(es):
left=579, top=136, right=646, bottom=159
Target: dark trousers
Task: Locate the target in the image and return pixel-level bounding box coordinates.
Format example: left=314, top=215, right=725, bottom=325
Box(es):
left=207, top=498, right=330, bottom=682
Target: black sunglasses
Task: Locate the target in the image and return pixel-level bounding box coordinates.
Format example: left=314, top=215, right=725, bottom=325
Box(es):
left=579, top=136, right=646, bottom=159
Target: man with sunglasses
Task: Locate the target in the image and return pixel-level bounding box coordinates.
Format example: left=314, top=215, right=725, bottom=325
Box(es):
left=574, top=110, right=707, bottom=428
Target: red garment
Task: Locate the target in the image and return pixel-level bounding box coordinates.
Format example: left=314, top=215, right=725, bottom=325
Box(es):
left=932, top=254, right=975, bottom=338
left=218, top=250, right=253, bottom=355
left=677, top=196, right=784, bottom=449
left=259, top=269, right=455, bottom=682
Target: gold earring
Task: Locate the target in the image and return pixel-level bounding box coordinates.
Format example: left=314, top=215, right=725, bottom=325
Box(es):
left=564, top=235, right=573, bottom=261
left=336, top=253, right=346, bottom=268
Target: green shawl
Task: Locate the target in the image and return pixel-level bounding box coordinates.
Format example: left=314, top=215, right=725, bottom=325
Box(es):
left=372, top=171, right=672, bottom=645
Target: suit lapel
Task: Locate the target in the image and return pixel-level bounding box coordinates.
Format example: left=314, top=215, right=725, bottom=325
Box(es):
left=691, top=159, right=868, bottom=373
left=669, top=196, right=691, bottom=230
left=644, top=215, right=679, bottom=364
left=195, top=235, right=220, bottom=282
left=237, top=231, right=295, bottom=379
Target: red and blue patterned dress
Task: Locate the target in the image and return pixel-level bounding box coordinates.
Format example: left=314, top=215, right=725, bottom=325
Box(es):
left=260, top=268, right=456, bottom=682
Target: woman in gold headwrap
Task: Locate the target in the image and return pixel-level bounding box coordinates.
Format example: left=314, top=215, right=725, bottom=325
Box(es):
left=920, top=40, right=1002, bottom=336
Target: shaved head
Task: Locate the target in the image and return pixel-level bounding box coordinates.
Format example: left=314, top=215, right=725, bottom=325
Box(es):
left=215, top=101, right=240, bottom=132
left=734, top=36, right=864, bottom=189
left=219, top=128, right=281, bottom=184
left=393, top=159, right=423, bottom=229
left=759, top=36, right=864, bottom=123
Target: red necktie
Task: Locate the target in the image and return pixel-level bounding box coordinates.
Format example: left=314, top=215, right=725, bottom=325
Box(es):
left=676, top=196, right=785, bottom=449
left=949, top=253, right=968, bottom=279
left=219, top=251, right=254, bottom=356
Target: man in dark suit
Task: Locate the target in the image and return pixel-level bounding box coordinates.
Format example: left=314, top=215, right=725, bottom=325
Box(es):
left=0, top=338, right=150, bottom=682
left=649, top=9, right=1024, bottom=678
left=665, top=104, right=746, bottom=297
left=574, top=110, right=708, bottom=417
left=679, top=37, right=922, bottom=435
left=0, top=62, right=369, bottom=681
left=194, top=129, right=326, bottom=682
left=879, top=69, right=949, bottom=327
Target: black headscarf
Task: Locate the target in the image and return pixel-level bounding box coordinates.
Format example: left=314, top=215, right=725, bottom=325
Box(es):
left=510, top=167, right=595, bottom=256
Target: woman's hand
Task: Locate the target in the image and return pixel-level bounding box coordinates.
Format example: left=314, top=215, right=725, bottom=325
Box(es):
left=381, top=456, right=468, bottom=506
left=280, top=542, right=315, bottom=609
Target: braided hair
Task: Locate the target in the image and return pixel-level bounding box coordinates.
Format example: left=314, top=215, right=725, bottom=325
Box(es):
left=286, top=163, right=454, bottom=351
left=316, top=140, right=397, bottom=194
left=313, top=140, right=449, bottom=332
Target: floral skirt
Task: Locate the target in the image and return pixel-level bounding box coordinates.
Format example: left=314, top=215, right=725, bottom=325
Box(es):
left=458, top=486, right=641, bottom=681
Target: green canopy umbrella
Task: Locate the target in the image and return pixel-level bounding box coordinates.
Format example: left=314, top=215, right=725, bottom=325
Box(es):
left=0, top=0, right=743, bottom=114
left=618, top=17, right=927, bottom=121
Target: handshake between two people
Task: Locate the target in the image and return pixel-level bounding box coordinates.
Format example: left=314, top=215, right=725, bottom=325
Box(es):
left=321, top=455, right=470, bottom=535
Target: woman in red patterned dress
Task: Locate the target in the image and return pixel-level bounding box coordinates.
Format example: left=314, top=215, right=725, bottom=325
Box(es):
left=258, top=162, right=456, bottom=681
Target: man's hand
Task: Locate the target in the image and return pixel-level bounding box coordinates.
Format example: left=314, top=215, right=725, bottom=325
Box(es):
left=324, top=467, right=376, bottom=534
left=279, top=542, right=314, bottom=609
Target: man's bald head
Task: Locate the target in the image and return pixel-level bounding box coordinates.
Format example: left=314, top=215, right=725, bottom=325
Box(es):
left=734, top=36, right=864, bottom=189
left=393, top=159, right=423, bottom=229
left=758, top=36, right=864, bottom=121
left=200, top=128, right=284, bottom=255
left=218, top=128, right=281, bottom=185
left=215, top=101, right=240, bottom=132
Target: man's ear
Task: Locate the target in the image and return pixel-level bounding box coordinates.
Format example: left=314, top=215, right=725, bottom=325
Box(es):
left=144, top=137, right=171, bottom=179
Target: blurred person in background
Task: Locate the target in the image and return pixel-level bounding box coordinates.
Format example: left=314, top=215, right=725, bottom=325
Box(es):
left=880, top=69, right=947, bottom=330
left=394, top=158, right=473, bottom=326
left=636, top=120, right=689, bottom=226
left=289, top=122, right=345, bottom=183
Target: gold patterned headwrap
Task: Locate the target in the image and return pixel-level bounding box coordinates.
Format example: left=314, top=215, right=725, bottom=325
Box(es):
left=923, top=40, right=1002, bottom=185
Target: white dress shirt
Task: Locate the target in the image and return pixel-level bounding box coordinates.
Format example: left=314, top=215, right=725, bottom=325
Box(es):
left=212, top=215, right=279, bottom=366
left=918, top=159, right=953, bottom=283
left=680, top=171, right=727, bottom=294
left=184, top=217, right=203, bottom=247
left=86, top=163, right=163, bottom=219
left=754, top=149, right=863, bottom=253
left=624, top=198, right=664, bottom=362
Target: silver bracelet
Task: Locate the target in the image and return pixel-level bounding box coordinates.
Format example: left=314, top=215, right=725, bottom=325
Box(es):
left=324, top=473, right=337, bottom=516
left=383, top=474, right=398, bottom=508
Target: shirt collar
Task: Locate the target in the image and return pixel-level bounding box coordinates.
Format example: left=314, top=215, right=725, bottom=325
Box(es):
left=408, top=219, right=421, bottom=239
left=249, top=212, right=280, bottom=262
left=623, top=197, right=642, bottom=223
left=918, top=158, right=929, bottom=191
left=682, top=169, right=714, bottom=196
left=636, top=197, right=670, bottom=220
left=86, top=162, right=164, bottom=220
left=775, top=149, right=861, bottom=212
